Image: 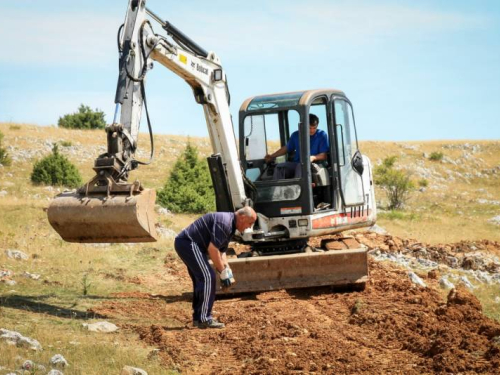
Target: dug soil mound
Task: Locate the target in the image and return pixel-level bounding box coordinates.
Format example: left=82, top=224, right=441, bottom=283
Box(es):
left=92, top=259, right=500, bottom=374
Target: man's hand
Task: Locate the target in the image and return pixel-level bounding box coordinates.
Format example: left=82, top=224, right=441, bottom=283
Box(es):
left=219, top=266, right=235, bottom=288
left=265, top=154, right=273, bottom=163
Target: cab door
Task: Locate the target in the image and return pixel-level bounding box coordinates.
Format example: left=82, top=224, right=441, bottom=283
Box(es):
left=332, top=97, right=365, bottom=206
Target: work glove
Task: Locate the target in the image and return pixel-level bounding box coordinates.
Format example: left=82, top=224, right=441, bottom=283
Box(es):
left=219, top=266, right=235, bottom=289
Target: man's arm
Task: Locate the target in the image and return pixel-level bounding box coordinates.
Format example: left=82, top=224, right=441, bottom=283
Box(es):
left=207, top=242, right=225, bottom=272
left=310, top=152, right=327, bottom=163
left=265, top=145, right=287, bottom=163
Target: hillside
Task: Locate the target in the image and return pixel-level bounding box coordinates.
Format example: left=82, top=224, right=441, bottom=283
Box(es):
left=0, top=123, right=499, bottom=374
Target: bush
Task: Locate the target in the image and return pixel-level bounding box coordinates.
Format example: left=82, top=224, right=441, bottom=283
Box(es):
left=157, top=143, right=215, bottom=213
left=429, top=151, right=444, bottom=161
left=374, top=156, right=415, bottom=210
left=418, top=178, right=429, bottom=187
left=58, top=104, right=106, bottom=130
left=31, top=144, right=82, bottom=188
left=0, top=131, right=12, bottom=166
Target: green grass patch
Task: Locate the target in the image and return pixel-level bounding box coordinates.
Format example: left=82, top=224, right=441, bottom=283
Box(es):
left=379, top=210, right=420, bottom=221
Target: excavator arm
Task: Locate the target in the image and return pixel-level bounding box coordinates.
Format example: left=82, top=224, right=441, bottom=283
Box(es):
left=47, top=0, right=248, bottom=243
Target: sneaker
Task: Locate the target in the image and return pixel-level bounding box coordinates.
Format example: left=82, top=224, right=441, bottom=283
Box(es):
left=194, top=319, right=225, bottom=329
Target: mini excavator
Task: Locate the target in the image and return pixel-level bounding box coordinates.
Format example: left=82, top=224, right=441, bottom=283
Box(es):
left=48, top=0, right=377, bottom=294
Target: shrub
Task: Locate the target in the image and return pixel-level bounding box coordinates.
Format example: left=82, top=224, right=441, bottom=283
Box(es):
left=31, top=144, right=82, bottom=188
left=374, top=156, right=415, bottom=210
left=0, top=130, right=12, bottom=166
left=157, top=143, right=215, bottom=213
left=429, top=151, right=444, bottom=161
left=58, top=104, right=106, bottom=130
left=418, top=178, right=429, bottom=187
left=59, top=140, right=73, bottom=147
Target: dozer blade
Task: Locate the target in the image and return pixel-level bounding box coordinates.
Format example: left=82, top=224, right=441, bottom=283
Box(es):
left=47, top=189, right=157, bottom=243
left=214, top=248, right=368, bottom=295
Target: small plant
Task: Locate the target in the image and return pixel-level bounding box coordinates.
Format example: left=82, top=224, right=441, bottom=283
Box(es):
left=81, top=273, right=92, bottom=296
left=0, top=130, right=12, bottom=166
left=9, top=124, right=21, bottom=130
left=58, top=104, right=106, bottom=130
left=374, top=156, right=415, bottom=210
left=59, top=140, right=73, bottom=147
left=418, top=179, right=429, bottom=188
left=31, top=144, right=82, bottom=188
left=429, top=151, right=444, bottom=161
left=157, top=142, right=215, bottom=213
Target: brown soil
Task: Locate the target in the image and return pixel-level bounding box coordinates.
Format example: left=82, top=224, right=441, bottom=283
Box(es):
left=91, top=234, right=500, bottom=374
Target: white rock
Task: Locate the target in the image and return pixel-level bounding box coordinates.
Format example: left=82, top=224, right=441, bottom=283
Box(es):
left=3, top=280, right=16, bottom=286
left=488, top=215, right=500, bottom=225
left=156, top=226, right=177, bottom=238
left=367, top=224, right=387, bottom=235
left=22, top=360, right=35, bottom=370
left=47, top=370, right=64, bottom=375
left=0, top=328, right=42, bottom=351
left=5, top=249, right=29, bottom=260
left=121, top=365, right=148, bottom=375
left=439, top=277, right=455, bottom=289
left=23, top=272, right=41, bottom=280
left=0, top=190, right=8, bottom=197
left=0, top=269, right=12, bottom=278
left=408, top=272, right=426, bottom=287
left=83, top=321, right=119, bottom=333
left=50, top=354, right=68, bottom=368
left=459, top=275, right=475, bottom=289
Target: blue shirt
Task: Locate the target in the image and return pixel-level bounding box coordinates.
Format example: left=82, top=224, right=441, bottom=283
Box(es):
left=287, top=129, right=329, bottom=162
left=176, top=212, right=236, bottom=253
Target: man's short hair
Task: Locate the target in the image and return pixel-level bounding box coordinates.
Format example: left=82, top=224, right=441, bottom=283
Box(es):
left=236, top=206, right=255, bottom=218
left=309, top=114, right=319, bottom=125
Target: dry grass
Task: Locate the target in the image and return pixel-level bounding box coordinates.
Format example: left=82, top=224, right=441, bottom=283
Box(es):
left=1, top=122, right=499, bottom=373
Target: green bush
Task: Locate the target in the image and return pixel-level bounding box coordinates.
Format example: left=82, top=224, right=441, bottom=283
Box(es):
left=157, top=143, right=215, bottom=213
left=418, top=178, right=429, bottom=187
left=59, top=140, right=73, bottom=147
left=429, top=151, right=444, bottom=161
left=0, top=131, right=12, bottom=166
left=58, top=104, right=106, bottom=130
left=31, top=144, right=82, bottom=188
left=374, top=156, right=415, bottom=210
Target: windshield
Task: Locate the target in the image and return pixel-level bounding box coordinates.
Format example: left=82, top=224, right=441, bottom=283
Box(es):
left=247, top=92, right=304, bottom=111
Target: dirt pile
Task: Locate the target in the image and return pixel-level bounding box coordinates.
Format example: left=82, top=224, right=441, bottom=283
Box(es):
left=93, top=259, right=500, bottom=374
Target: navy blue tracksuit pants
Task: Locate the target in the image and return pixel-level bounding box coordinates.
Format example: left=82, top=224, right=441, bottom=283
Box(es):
left=174, top=237, right=216, bottom=323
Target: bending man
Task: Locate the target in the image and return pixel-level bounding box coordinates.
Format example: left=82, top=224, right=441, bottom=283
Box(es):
left=174, top=207, right=257, bottom=329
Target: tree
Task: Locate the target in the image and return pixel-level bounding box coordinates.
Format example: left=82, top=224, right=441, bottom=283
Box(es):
left=157, top=143, right=215, bottom=213
left=58, top=104, right=106, bottom=130
left=374, top=156, right=415, bottom=210
left=0, top=130, right=12, bottom=166
left=31, top=144, right=82, bottom=188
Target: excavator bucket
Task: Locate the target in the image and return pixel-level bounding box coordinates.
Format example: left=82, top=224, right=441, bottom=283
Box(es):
left=47, top=189, right=157, bottom=243
left=214, top=248, right=368, bottom=295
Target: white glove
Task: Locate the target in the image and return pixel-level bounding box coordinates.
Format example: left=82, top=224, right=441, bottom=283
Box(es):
left=219, top=266, right=234, bottom=288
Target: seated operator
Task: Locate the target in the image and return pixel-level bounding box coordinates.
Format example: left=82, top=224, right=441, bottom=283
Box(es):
left=264, top=114, right=329, bottom=179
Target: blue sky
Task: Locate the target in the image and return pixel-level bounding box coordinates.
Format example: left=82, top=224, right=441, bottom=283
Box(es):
left=0, top=0, right=499, bottom=141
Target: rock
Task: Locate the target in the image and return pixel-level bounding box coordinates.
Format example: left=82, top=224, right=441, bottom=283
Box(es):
left=408, top=272, right=426, bottom=287
left=459, top=275, right=475, bottom=289
left=156, top=226, right=177, bottom=238
left=47, top=370, right=64, bottom=375
left=83, top=321, right=119, bottom=333
left=22, top=360, right=35, bottom=370
left=156, top=206, right=172, bottom=217
left=0, top=329, right=42, bottom=351
left=50, top=354, right=68, bottom=368
left=488, top=215, right=500, bottom=225
left=367, top=224, right=387, bottom=235
left=439, top=277, right=455, bottom=289
left=0, top=269, right=12, bottom=278
left=23, top=272, right=41, bottom=280
left=0, top=190, right=8, bottom=197
left=5, top=249, right=29, bottom=260
left=121, top=365, right=148, bottom=375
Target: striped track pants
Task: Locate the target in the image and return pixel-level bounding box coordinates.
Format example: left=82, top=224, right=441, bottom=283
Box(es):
left=174, top=237, right=216, bottom=323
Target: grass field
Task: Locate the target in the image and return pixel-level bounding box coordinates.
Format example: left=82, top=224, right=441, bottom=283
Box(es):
left=0, top=122, right=499, bottom=373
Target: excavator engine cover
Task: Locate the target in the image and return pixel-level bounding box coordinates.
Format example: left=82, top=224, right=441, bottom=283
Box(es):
left=47, top=189, right=157, bottom=243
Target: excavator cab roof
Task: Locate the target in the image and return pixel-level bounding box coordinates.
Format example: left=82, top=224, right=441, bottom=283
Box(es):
left=240, top=89, right=346, bottom=113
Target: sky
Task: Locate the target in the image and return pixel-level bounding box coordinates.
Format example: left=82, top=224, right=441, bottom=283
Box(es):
left=0, top=0, right=499, bottom=142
